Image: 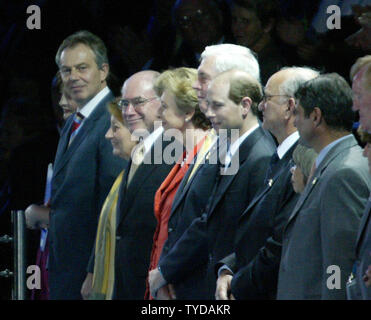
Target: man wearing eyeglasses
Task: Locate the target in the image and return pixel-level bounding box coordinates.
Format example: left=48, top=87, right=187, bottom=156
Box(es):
left=215, top=67, right=319, bottom=300
left=112, top=70, right=178, bottom=300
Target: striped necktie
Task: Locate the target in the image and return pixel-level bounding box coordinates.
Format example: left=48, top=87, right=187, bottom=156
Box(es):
left=69, top=112, right=84, bottom=146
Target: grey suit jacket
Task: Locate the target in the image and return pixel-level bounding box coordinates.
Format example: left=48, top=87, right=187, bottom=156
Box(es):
left=277, top=135, right=371, bottom=300
left=48, top=91, right=125, bottom=299
left=352, top=197, right=371, bottom=299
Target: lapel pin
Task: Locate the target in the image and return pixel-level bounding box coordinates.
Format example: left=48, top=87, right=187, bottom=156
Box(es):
left=312, top=177, right=317, bottom=185
left=268, top=179, right=273, bottom=187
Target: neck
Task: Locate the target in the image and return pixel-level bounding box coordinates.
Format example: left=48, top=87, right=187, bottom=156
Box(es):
left=313, top=130, right=350, bottom=153
left=238, top=117, right=258, bottom=137
left=275, top=126, right=297, bottom=145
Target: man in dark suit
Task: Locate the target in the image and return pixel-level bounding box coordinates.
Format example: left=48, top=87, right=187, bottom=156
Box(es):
left=48, top=31, right=125, bottom=299
left=277, top=73, right=371, bottom=299
left=215, top=67, right=319, bottom=300
left=149, top=69, right=276, bottom=299
left=348, top=56, right=371, bottom=299
left=113, top=71, right=177, bottom=299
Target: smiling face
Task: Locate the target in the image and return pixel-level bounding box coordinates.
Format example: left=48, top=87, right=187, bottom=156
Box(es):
left=206, top=79, right=244, bottom=131
left=59, top=44, right=108, bottom=107
left=121, top=74, right=161, bottom=135
left=105, top=115, right=137, bottom=159
left=159, top=89, right=187, bottom=131
left=352, top=68, right=371, bottom=132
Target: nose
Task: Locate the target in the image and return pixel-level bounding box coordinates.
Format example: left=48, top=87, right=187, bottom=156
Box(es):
left=105, top=127, right=113, bottom=140
left=123, top=102, right=137, bottom=118
left=192, top=79, right=202, bottom=92
left=258, top=101, right=265, bottom=112
left=59, top=94, right=67, bottom=107
left=205, top=106, right=215, bottom=120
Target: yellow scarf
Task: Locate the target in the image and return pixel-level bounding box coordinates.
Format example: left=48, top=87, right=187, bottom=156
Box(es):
left=89, top=170, right=124, bottom=300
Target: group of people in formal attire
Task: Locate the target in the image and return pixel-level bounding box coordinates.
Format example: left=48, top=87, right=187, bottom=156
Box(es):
left=24, top=29, right=371, bottom=301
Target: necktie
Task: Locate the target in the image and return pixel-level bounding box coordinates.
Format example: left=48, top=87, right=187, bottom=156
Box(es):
left=264, top=152, right=279, bottom=185
left=69, top=112, right=84, bottom=146
left=127, top=142, right=145, bottom=186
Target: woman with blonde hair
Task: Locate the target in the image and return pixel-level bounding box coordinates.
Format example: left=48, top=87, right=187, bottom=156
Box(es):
left=145, top=67, right=211, bottom=299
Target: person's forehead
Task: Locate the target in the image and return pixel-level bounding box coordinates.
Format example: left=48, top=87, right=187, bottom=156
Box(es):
left=198, top=56, right=217, bottom=78
left=208, top=78, right=229, bottom=99
left=121, top=76, right=154, bottom=97
left=60, top=43, right=95, bottom=64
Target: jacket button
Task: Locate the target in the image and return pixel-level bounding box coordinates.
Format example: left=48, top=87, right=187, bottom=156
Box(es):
left=168, top=227, right=173, bottom=233
left=116, top=236, right=121, bottom=241
left=209, top=254, right=213, bottom=262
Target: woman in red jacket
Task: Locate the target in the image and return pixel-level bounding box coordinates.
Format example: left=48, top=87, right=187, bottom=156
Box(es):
left=145, top=67, right=211, bottom=299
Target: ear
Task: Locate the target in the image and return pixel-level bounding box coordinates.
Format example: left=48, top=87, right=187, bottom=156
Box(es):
left=100, top=63, right=109, bottom=82
left=286, top=98, right=296, bottom=119
left=241, top=97, right=252, bottom=117
left=310, top=107, right=322, bottom=127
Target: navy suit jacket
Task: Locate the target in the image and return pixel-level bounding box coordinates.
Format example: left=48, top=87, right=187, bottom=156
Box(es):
left=113, top=134, right=178, bottom=300
left=218, top=141, right=299, bottom=299
left=48, top=91, right=125, bottom=299
left=159, top=126, right=275, bottom=299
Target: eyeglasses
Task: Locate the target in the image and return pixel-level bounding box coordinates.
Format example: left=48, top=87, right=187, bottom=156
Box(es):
left=118, top=97, right=158, bottom=110
left=262, top=94, right=292, bottom=103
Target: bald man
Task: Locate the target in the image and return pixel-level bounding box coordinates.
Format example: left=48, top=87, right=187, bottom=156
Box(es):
left=113, top=71, right=178, bottom=299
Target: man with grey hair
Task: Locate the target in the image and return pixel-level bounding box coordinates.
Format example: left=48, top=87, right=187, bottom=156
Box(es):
left=215, top=66, right=320, bottom=300
left=48, top=30, right=124, bottom=299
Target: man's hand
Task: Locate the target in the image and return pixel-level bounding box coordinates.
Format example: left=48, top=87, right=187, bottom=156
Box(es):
left=156, top=284, right=176, bottom=300
left=25, top=204, right=50, bottom=230
left=81, top=272, right=93, bottom=300
left=215, top=269, right=233, bottom=300
left=148, top=268, right=167, bottom=299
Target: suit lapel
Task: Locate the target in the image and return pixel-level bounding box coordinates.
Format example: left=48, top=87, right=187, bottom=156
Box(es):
left=206, top=126, right=265, bottom=217
left=53, top=92, right=113, bottom=179
left=285, top=136, right=357, bottom=228
left=170, top=140, right=218, bottom=216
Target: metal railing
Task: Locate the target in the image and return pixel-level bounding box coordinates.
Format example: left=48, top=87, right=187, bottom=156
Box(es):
left=0, top=210, right=26, bottom=300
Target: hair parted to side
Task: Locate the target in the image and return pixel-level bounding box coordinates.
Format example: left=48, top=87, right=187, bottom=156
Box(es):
left=278, top=66, right=320, bottom=97
left=55, top=30, right=108, bottom=69
left=107, top=98, right=124, bottom=124
left=154, top=67, right=211, bottom=130
left=227, top=70, right=263, bottom=116
left=294, top=73, right=355, bottom=132
left=201, top=43, right=260, bottom=83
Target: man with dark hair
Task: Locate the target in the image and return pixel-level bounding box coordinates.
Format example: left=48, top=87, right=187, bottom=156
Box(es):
left=48, top=30, right=125, bottom=299
left=277, top=73, right=371, bottom=299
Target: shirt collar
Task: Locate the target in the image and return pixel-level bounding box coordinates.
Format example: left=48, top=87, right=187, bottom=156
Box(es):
left=277, top=131, right=300, bottom=159
left=229, top=124, right=259, bottom=158
left=315, top=134, right=352, bottom=168
left=78, top=87, right=110, bottom=119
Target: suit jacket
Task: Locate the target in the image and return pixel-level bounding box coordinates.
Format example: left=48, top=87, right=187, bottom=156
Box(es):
left=277, top=135, right=371, bottom=300
left=353, top=197, right=371, bottom=299
left=113, top=134, right=177, bottom=300
left=159, top=126, right=275, bottom=299
left=48, top=91, right=125, bottom=300
left=218, top=141, right=299, bottom=299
